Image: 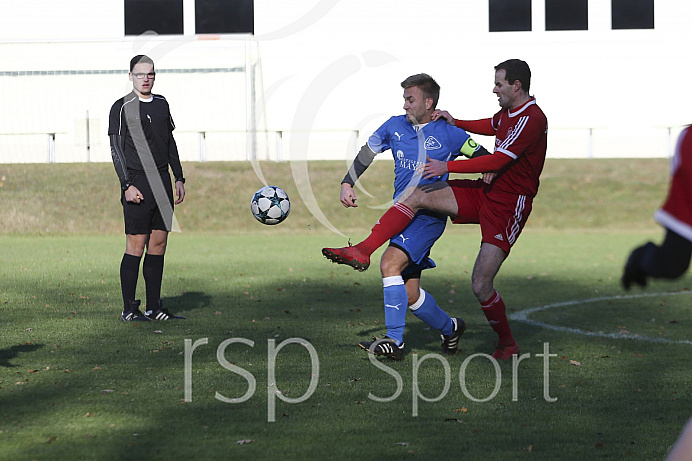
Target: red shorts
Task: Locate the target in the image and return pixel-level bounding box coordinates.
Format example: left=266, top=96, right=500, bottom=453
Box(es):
left=448, top=179, right=533, bottom=254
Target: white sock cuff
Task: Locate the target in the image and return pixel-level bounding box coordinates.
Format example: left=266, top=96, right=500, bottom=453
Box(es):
left=382, top=275, right=404, bottom=288
left=409, top=288, right=426, bottom=311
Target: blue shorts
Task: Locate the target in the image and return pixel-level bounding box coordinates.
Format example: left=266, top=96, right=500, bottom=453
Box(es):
left=388, top=211, right=447, bottom=278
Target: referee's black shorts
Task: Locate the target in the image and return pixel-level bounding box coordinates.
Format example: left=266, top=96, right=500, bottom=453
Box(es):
left=121, top=171, right=174, bottom=235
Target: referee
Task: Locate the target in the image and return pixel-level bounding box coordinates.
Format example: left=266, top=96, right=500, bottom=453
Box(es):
left=108, top=55, right=186, bottom=321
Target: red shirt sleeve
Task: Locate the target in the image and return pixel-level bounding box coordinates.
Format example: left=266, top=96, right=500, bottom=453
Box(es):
left=454, top=118, right=496, bottom=136
left=446, top=153, right=513, bottom=174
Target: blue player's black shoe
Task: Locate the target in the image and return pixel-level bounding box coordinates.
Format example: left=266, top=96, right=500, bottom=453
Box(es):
left=358, top=336, right=404, bottom=361
left=441, top=317, right=466, bottom=355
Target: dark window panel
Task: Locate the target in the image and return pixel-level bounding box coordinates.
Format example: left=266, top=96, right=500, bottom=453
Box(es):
left=125, top=0, right=184, bottom=35
left=612, top=0, right=654, bottom=29
left=196, top=0, right=254, bottom=34
left=489, top=0, right=532, bottom=32
left=545, top=0, right=588, bottom=31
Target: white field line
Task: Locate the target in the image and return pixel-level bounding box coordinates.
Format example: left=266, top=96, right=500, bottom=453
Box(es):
left=509, top=291, right=692, bottom=345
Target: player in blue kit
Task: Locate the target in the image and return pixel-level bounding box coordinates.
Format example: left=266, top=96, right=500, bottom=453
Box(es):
left=325, top=74, right=490, bottom=359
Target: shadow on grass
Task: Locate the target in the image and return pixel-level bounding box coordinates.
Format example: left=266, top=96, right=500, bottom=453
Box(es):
left=0, top=343, right=44, bottom=368
left=163, top=290, right=214, bottom=317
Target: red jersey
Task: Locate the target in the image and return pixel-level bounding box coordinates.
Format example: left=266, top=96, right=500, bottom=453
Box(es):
left=490, top=97, right=548, bottom=197
left=654, top=126, right=692, bottom=242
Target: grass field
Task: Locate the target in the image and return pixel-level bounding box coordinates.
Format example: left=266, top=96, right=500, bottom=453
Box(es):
left=1, top=159, right=691, bottom=460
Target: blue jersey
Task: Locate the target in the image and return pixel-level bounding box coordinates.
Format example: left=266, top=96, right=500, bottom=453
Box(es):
left=368, top=115, right=479, bottom=201
left=366, top=116, right=482, bottom=273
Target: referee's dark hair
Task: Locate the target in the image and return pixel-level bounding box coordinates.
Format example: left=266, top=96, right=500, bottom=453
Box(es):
left=401, top=73, right=441, bottom=109
left=495, top=59, right=531, bottom=94
left=130, top=55, right=154, bottom=72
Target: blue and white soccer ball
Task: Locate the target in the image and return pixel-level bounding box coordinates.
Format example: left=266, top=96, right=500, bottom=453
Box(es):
left=251, top=185, right=291, bottom=225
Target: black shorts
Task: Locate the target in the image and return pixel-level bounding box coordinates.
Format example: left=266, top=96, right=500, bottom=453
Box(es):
left=121, top=171, right=174, bottom=235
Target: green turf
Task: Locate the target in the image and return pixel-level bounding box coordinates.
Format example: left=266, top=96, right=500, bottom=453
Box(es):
left=0, top=159, right=690, bottom=460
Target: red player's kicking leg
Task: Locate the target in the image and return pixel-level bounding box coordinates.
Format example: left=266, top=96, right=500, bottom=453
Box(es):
left=322, top=202, right=415, bottom=271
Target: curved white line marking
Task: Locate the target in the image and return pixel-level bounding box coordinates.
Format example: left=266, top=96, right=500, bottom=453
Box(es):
left=509, top=291, right=692, bottom=345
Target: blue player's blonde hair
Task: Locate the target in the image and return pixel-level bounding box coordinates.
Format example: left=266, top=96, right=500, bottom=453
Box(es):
left=401, top=74, right=440, bottom=109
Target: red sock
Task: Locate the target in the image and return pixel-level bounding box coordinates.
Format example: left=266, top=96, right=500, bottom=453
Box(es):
left=357, top=203, right=415, bottom=255
left=481, top=290, right=515, bottom=346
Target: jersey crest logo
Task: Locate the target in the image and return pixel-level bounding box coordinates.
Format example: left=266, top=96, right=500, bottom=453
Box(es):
left=396, top=150, right=404, bottom=160
left=424, top=136, right=442, bottom=150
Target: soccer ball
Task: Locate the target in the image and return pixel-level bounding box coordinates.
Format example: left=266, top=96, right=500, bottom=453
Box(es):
left=251, top=186, right=291, bottom=225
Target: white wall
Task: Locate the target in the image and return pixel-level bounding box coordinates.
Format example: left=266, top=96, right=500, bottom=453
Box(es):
left=0, top=0, right=690, bottom=163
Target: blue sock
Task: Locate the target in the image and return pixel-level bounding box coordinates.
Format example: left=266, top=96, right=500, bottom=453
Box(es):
left=383, top=276, right=407, bottom=345
left=409, top=289, right=454, bottom=336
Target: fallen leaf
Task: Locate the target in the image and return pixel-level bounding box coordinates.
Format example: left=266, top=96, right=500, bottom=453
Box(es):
left=236, top=439, right=254, bottom=445
left=395, top=442, right=410, bottom=446
left=154, top=330, right=163, bottom=334
left=46, top=436, right=57, bottom=444
left=570, top=360, right=581, bottom=366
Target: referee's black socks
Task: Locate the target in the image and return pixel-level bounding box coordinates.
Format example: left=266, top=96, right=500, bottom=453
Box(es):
left=120, top=253, right=142, bottom=310
left=143, top=253, right=165, bottom=311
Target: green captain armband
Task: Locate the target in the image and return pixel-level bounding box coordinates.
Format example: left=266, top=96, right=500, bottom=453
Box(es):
left=459, top=138, right=480, bottom=158
left=460, top=138, right=491, bottom=159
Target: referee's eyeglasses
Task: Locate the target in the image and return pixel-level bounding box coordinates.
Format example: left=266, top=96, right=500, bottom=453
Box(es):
left=132, top=72, right=156, bottom=80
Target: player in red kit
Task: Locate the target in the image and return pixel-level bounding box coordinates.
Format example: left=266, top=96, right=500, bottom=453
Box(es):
left=622, top=126, right=692, bottom=289
left=323, top=59, right=548, bottom=359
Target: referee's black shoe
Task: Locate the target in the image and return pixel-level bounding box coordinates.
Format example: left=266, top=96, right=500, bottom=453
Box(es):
left=121, top=300, right=151, bottom=321
left=145, top=300, right=186, bottom=320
